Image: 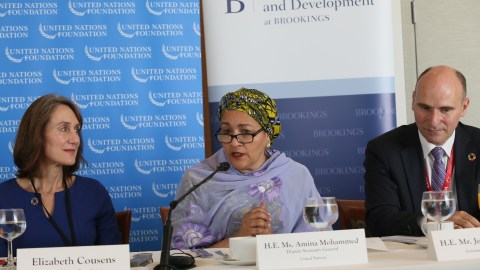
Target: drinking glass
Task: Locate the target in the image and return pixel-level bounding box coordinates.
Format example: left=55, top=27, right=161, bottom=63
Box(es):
left=421, top=191, right=455, bottom=222
left=303, top=197, right=338, bottom=230
left=0, top=209, right=27, bottom=270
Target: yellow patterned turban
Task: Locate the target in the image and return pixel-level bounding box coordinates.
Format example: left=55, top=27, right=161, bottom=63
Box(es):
left=217, top=88, right=281, bottom=144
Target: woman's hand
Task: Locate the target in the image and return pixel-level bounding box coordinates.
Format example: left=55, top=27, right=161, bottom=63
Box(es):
left=236, top=202, right=272, bottom=237
left=209, top=202, right=272, bottom=248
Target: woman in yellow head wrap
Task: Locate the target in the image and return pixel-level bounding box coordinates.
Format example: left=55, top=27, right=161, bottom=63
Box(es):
left=171, top=88, right=323, bottom=249
left=216, top=88, right=281, bottom=173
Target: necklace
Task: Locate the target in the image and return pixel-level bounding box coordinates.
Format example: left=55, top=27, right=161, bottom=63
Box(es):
left=29, top=176, right=77, bottom=246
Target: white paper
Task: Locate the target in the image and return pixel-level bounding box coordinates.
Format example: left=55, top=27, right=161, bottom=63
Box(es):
left=366, top=237, right=389, bottom=251
left=381, top=235, right=422, bottom=244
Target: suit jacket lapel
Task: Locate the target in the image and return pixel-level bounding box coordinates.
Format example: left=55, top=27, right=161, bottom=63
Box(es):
left=400, top=124, right=426, bottom=213
left=454, top=124, right=476, bottom=212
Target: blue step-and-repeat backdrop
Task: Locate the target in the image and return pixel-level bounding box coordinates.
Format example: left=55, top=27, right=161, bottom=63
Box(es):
left=0, top=0, right=204, bottom=251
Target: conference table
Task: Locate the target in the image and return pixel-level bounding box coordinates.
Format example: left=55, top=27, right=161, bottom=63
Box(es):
left=130, top=237, right=480, bottom=270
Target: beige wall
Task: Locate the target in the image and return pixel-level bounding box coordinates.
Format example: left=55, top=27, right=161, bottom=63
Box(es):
left=400, top=0, right=480, bottom=127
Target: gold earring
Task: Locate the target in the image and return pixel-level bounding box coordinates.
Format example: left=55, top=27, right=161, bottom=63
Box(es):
left=266, top=141, right=271, bottom=148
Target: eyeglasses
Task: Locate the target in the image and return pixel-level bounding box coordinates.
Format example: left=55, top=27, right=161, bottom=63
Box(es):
left=215, top=128, right=264, bottom=144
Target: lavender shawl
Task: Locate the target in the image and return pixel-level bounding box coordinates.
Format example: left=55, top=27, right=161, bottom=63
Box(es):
left=171, top=149, right=321, bottom=249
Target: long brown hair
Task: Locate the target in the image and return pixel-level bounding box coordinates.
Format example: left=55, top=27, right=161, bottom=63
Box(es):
left=14, top=94, right=86, bottom=178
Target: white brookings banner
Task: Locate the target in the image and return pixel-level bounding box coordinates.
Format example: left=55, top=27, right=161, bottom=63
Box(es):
left=204, top=0, right=404, bottom=202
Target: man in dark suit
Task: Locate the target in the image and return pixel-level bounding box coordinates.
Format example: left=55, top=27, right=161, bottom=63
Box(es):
left=364, top=65, right=480, bottom=236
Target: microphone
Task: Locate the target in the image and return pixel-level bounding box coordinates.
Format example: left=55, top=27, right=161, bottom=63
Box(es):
left=154, top=162, right=230, bottom=270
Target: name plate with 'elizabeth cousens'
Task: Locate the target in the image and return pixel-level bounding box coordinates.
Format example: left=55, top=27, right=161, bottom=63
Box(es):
left=16, top=244, right=130, bottom=270
left=256, top=229, right=367, bottom=270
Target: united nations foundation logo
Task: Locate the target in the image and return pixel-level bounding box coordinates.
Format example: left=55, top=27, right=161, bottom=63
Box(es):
left=129, top=207, right=161, bottom=223
left=87, top=137, right=155, bottom=154
left=84, top=45, right=151, bottom=61
left=193, top=22, right=201, bottom=36
left=129, top=229, right=159, bottom=243
left=161, top=44, right=201, bottom=60
left=82, top=117, right=111, bottom=130
left=0, top=120, right=20, bottom=134
left=120, top=114, right=187, bottom=130
left=134, top=158, right=199, bottom=174
left=117, top=23, right=183, bottom=38
left=151, top=182, right=177, bottom=198
left=131, top=67, right=197, bottom=83
left=134, top=159, right=166, bottom=174
left=148, top=91, right=166, bottom=106
left=39, top=24, right=107, bottom=39
left=0, top=25, right=29, bottom=39
left=0, top=165, right=17, bottom=180
left=148, top=91, right=202, bottom=107
left=108, top=185, right=142, bottom=199
left=5, top=47, right=74, bottom=63
left=0, top=71, right=42, bottom=85
left=146, top=0, right=199, bottom=16
left=68, top=1, right=136, bottom=16
left=78, top=161, right=125, bottom=176
left=0, top=2, right=57, bottom=17
left=164, top=135, right=204, bottom=151
left=196, top=112, right=204, bottom=126
left=71, top=93, right=139, bottom=109
left=8, top=141, right=14, bottom=153
left=0, top=95, right=39, bottom=111
left=53, top=69, right=121, bottom=85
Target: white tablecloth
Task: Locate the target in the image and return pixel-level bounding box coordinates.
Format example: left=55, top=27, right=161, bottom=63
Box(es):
left=131, top=239, right=480, bottom=270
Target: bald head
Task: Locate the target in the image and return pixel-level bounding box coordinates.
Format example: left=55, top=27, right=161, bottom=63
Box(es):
left=415, top=65, right=467, bottom=100
left=412, top=65, right=470, bottom=145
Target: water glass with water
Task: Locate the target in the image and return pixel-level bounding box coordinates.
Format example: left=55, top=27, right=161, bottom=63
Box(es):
left=421, top=190, right=455, bottom=222
left=0, top=209, right=27, bottom=270
left=303, top=197, right=338, bottom=230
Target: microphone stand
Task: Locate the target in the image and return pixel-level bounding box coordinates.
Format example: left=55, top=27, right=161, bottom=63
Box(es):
left=156, top=204, right=176, bottom=270
left=155, top=162, right=230, bottom=270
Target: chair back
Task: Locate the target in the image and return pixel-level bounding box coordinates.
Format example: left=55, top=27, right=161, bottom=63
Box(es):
left=160, top=207, right=170, bottom=224
left=337, top=200, right=367, bottom=232
left=115, top=210, right=132, bottom=244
